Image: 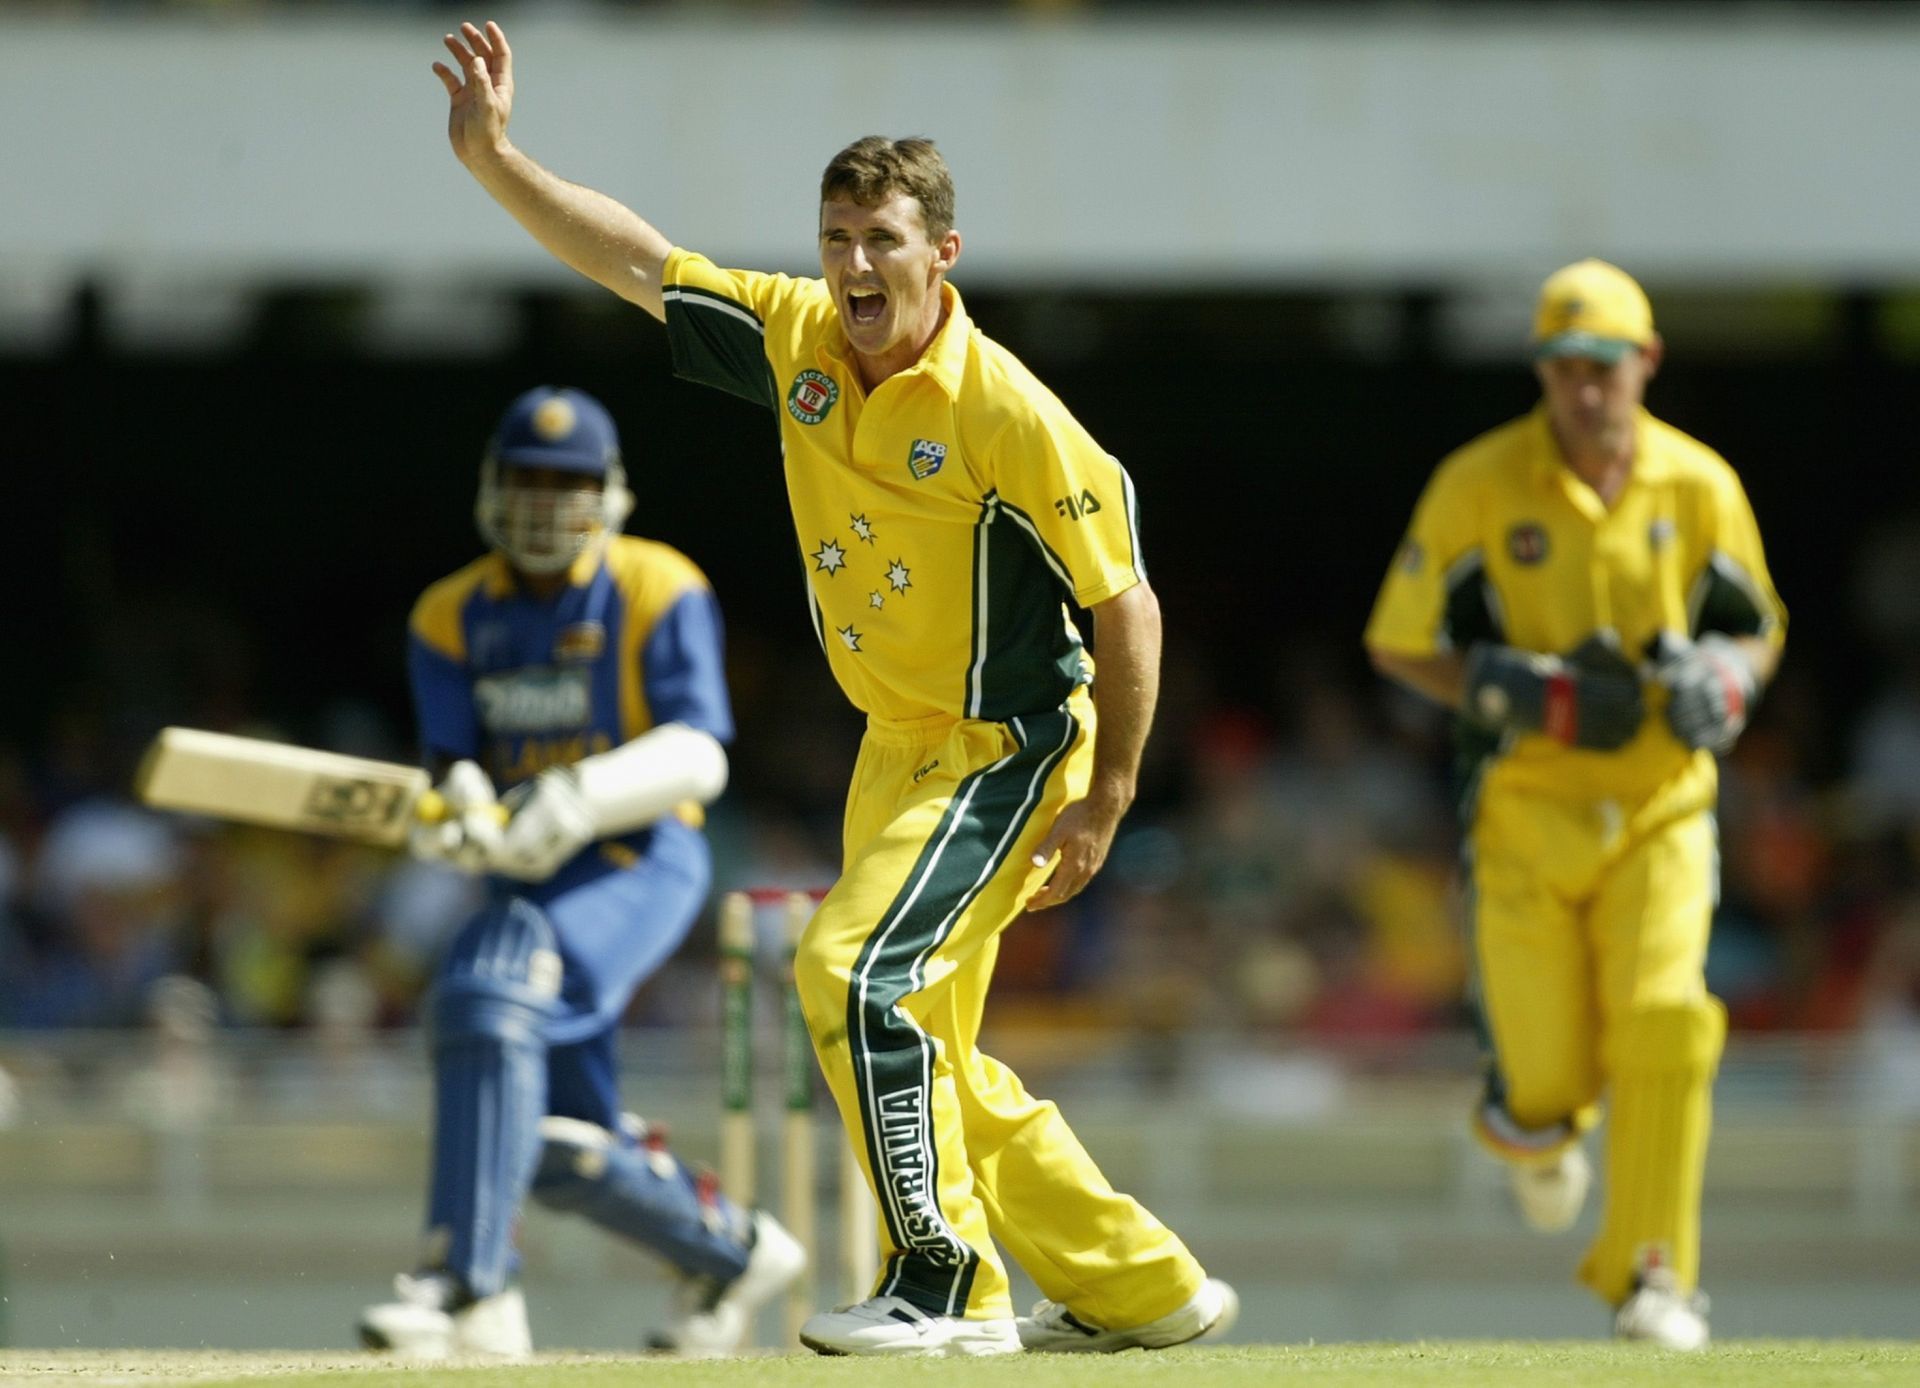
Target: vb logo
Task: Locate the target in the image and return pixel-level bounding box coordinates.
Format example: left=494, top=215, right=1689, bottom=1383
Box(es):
left=1053, top=490, right=1103, bottom=520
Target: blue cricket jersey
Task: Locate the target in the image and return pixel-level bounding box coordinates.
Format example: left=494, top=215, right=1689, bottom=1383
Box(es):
left=407, top=535, right=733, bottom=863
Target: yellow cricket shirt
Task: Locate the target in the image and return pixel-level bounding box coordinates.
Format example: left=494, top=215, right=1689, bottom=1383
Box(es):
left=1365, top=406, right=1785, bottom=806
left=661, top=249, right=1145, bottom=723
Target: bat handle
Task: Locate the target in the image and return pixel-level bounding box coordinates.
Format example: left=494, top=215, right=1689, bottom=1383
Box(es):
left=414, top=790, right=510, bottom=827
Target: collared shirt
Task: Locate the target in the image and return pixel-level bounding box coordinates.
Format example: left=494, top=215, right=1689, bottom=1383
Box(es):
left=407, top=536, right=732, bottom=801
left=662, top=248, right=1145, bottom=724
left=1366, top=406, right=1785, bottom=805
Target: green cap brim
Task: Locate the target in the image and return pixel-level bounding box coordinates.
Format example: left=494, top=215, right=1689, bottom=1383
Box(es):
left=1533, top=331, right=1635, bottom=365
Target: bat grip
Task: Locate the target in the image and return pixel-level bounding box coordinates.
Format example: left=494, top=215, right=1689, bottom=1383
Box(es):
left=414, top=791, right=509, bottom=827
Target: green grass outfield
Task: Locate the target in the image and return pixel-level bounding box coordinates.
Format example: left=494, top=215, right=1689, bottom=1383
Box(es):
left=3, top=1344, right=1918, bottom=1388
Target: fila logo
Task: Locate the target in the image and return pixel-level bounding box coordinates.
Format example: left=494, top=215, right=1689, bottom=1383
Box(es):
left=1053, top=489, right=1103, bottom=520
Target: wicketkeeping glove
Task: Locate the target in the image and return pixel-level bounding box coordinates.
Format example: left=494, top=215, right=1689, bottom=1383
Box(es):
left=1463, top=636, right=1646, bottom=751
left=492, top=766, right=599, bottom=882
left=408, top=760, right=507, bottom=875
left=1654, top=633, right=1760, bottom=754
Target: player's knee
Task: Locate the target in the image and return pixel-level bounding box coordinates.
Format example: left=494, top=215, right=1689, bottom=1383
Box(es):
left=1481, top=1058, right=1598, bottom=1135
left=528, top=1115, right=619, bottom=1211
left=1502, top=1091, right=1596, bottom=1136
left=790, top=944, right=852, bottom=1036
left=1604, top=997, right=1727, bottom=1079
left=431, top=898, right=565, bottom=1048
left=1474, top=1077, right=1597, bottom=1161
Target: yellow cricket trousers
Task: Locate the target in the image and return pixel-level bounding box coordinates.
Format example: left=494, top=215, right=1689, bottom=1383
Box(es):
left=793, top=688, right=1206, bottom=1323
left=1470, top=782, right=1727, bottom=1304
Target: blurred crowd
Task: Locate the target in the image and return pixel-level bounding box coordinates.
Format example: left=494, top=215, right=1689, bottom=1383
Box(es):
left=5, top=520, right=1920, bottom=1091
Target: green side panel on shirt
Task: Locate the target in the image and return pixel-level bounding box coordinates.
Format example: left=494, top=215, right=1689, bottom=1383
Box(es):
left=971, top=507, right=1086, bottom=723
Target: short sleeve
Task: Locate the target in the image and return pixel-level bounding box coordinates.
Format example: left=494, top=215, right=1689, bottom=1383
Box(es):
left=407, top=634, right=479, bottom=766
left=1364, top=458, right=1489, bottom=657
left=1693, top=466, right=1787, bottom=648
left=639, top=588, right=735, bottom=745
left=986, top=395, right=1145, bottom=608
left=661, top=249, right=799, bottom=410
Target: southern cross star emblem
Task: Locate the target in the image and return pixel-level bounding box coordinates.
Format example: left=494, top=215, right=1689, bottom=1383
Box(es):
left=869, top=591, right=885, bottom=610
left=849, top=513, right=877, bottom=544
left=812, top=539, right=847, bottom=575
left=886, top=559, right=912, bottom=594
left=836, top=623, right=862, bottom=652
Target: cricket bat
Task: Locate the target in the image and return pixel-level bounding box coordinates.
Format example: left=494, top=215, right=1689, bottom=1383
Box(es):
left=134, top=726, right=452, bottom=846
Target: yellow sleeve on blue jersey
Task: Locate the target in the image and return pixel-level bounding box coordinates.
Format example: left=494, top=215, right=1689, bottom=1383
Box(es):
left=661, top=249, right=817, bottom=410
left=985, top=390, right=1146, bottom=608
left=602, top=537, right=734, bottom=744
left=1365, top=454, right=1488, bottom=657
left=407, top=557, right=497, bottom=764
left=410, top=558, right=496, bottom=661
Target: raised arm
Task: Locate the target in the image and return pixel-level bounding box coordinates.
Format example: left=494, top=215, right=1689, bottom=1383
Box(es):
left=434, top=21, right=673, bottom=320
left=1026, top=580, right=1161, bottom=911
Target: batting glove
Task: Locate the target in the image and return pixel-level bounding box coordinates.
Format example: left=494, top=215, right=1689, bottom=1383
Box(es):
left=1656, top=634, right=1759, bottom=754
left=492, top=766, right=598, bottom=882
left=1464, top=636, right=1645, bottom=752
left=408, top=760, right=506, bottom=875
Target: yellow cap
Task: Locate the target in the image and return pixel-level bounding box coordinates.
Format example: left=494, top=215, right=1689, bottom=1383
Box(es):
left=1531, top=258, right=1655, bottom=364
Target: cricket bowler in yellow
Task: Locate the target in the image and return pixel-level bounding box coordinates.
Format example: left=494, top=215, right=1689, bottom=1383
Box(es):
left=433, top=19, right=1235, bottom=1358
left=1366, top=260, right=1785, bottom=1350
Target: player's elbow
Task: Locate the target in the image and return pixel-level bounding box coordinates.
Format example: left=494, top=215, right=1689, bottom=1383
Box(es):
left=679, top=727, right=729, bottom=806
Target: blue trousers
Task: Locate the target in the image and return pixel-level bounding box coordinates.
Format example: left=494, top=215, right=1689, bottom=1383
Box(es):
left=426, top=820, right=725, bottom=1296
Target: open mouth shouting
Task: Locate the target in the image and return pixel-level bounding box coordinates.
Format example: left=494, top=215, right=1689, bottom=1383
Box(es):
left=846, top=287, right=889, bottom=329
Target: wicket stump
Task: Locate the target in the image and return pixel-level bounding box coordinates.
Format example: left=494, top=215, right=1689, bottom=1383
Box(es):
left=719, top=888, right=880, bottom=1346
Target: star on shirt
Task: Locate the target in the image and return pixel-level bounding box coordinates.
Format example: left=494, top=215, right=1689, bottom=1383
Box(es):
left=885, top=559, right=912, bottom=594
left=850, top=513, right=877, bottom=544
left=836, top=623, right=863, bottom=652
left=869, top=591, right=886, bottom=610
left=812, top=539, right=847, bottom=576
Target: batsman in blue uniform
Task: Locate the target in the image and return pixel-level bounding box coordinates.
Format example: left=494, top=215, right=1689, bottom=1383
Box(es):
left=358, top=387, right=803, bottom=1358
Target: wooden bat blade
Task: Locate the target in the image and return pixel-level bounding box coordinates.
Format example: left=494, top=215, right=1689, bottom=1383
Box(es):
left=135, top=727, right=429, bottom=847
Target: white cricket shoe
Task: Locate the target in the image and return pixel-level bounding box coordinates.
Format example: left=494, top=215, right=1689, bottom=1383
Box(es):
left=358, top=1272, right=531, bottom=1359
left=1017, top=1277, right=1239, bottom=1352
left=1614, top=1267, right=1711, bottom=1351
left=1511, top=1145, right=1591, bottom=1233
left=798, top=1295, right=1021, bottom=1357
left=648, top=1210, right=808, bottom=1356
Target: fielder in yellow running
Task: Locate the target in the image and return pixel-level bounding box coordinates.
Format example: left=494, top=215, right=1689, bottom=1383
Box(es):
left=433, top=20, right=1234, bottom=1359
left=1366, top=260, right=1785, bottom=1351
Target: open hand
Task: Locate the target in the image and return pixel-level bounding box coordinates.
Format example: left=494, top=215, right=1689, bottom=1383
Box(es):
left=432, top=21, right=515, bottom=167
left=1025, top=795, right=1124, bottom=912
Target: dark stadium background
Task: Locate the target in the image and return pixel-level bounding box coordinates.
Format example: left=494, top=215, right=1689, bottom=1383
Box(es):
left=7, top=284, right=1910, bottom=794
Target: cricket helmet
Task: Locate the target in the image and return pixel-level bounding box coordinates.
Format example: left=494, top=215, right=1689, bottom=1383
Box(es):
left=476, top=386, right=636, bottom=573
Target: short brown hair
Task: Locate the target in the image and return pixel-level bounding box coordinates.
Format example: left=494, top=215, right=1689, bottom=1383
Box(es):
left=819, top=137, right=955, bottom=241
